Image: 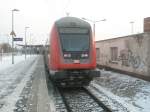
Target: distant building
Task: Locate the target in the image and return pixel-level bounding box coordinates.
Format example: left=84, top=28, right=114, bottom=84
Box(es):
left=96, top=32, right=150, bottom=80
left=95, top=17, right=150, bottom=80
left=0, top=43, right=11, bottom=53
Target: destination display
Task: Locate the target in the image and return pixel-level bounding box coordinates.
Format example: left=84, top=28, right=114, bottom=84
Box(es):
left=59, top=28, right=88, bottom=34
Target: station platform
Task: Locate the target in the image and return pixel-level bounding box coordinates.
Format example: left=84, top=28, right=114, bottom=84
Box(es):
left=26, top=56, right=52, bottom=112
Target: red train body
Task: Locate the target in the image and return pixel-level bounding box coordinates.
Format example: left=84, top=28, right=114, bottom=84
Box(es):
left=48, top=17, right=100, bottom=87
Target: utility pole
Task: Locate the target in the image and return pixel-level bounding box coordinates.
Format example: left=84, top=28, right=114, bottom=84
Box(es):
left=130, top=21, right=134, bottom=34
left=11, top=9, right=19, bottom=64
left=25, top=27, right=29, bottom=59
left=82, top=18, right=106, bottom=38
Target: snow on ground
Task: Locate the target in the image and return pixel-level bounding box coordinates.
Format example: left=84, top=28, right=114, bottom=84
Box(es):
left=0, top=54, right=38, bottom=112
left=93, top=69, right=150, bottom=112
left=0, top=54, right=36, bottom=71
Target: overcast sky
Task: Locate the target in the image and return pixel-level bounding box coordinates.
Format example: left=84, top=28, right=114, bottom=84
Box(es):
left=0, top=0, right=150, bottom=44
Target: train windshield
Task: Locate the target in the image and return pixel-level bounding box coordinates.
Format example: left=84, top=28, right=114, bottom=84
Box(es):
left=59, top=28, right=90, bottom=52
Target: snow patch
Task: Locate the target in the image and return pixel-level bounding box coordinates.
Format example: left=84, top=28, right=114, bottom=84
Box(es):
left=94, top=69, right=150, bottom=112
left=0, top=56, right=38, bottom=112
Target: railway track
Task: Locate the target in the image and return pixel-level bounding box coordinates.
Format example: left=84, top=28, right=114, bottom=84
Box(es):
left=54, top=86, right=112, bottom=112
left=45, top=72, right=112, bottom=111
left=87, top=83, right=130, bottom=112
left=44, top=57, right=112, bottom=112
left=46, top=75, right=112, bottom=112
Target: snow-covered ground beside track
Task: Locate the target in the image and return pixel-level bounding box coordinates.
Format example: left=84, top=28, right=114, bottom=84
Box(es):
left=1, top=54, right=150, bottom=112
left=0, top=55, right=38, bottom=112
left=93, top=69, right=150, bottom=112
left=0, top=54, right=36, bottom=71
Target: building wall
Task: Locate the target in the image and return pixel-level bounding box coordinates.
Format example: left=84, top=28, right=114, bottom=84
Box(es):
left=144, top=17, right=150, bottom=32
left=96, top=33, right=150, bottom=77
left=147, top=35, right=150, bottom=75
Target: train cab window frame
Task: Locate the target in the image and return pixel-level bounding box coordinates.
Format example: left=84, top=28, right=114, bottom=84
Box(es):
left=58, top=27, right=90, bottom=52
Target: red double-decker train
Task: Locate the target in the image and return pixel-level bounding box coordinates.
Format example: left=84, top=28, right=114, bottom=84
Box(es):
left=46, top=17, right=100, bottom=87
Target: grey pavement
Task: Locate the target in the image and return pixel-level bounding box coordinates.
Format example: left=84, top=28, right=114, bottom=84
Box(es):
left=26, top=56, right=51, bottom=112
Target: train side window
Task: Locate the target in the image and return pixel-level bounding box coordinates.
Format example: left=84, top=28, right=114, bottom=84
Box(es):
left=110, top=47, right=118, bottom=61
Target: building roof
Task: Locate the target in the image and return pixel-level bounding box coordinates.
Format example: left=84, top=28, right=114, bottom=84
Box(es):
left=96, top=32, right=150, bottom=43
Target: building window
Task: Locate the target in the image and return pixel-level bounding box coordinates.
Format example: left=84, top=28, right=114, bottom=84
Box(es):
left=96, top=48, right=100, bottom=60
left=110, top=47, right=118, bottom=61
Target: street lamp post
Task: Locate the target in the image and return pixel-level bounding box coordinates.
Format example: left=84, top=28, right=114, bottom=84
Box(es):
left=25, top=27, right=29, bottom=59
left=11, top=9, right=19, bottom=64
left=130, top=21, right=134, bottom=34
left=82, top=18, right=106, bottom=38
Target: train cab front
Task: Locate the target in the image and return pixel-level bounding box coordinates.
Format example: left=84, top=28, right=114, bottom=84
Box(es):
left=49, top=17, right=101, bottom=87
left=53, top=28, right=100, bottom=87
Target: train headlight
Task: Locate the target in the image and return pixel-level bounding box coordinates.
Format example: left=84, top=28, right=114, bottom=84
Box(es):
left=64, top=54, right=71, bottom=58
left=81, top=53, right=88, bottom=58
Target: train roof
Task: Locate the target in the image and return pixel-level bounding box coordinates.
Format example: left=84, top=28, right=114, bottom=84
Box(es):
left=55, top=17, right=91, bottom=28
